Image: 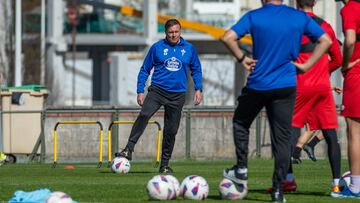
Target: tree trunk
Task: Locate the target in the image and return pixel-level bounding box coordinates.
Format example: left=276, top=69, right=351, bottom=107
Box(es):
left=0, top=0, right=13, bottom=86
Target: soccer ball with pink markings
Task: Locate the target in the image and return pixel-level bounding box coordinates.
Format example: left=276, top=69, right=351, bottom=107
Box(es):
left=339, top=171, right=351, bottom=191
left=180, top=175, right=209, bottom=200
left=146, top=175, right=174, bottom=200
left=165, top=175, right=180, bottom=199
left=218, top=178, right=248, bottom=200
left=110, top=157, right=130, bottom=174
left=46, top=191, right=73, bottom=203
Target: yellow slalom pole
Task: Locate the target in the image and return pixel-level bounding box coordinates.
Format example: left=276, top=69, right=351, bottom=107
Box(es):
left=53, top=120, right=104, bottom=168
left=109, top=120, right=162, bottom=167
left=58, top=120, right=98, bottom=125
left=99, top=130, right=103, bottom=166
left=54, top=130, right=57, bottom=163
left=113, top=120, right=135, bottom=125
left=108, top=130, right=112, bottom=163
left=156, top=130, right=162, bottom=167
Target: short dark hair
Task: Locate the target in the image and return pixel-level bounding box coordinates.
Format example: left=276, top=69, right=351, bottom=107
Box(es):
left=164, top=19, right=181, bottom=31
left=296, top=0, right=315, bottom=8
left=262, top=0, right=283, bottom=4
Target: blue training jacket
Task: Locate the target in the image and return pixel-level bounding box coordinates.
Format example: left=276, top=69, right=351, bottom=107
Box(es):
left=137, top=37, right=202, bottom=93
left=231, top=3, right=325, bottom=90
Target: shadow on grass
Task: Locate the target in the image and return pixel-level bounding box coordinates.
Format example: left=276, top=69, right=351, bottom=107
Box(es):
left=99, top=171, right=155, bottom=174
left=287, top=191, right=329, bottom=197
left=128, top=171, right=155, bottom=174
left=202, top=189, right=330, bottom=202
left=206, top=195, right=222, bottom=200
left=207, top=194, right=268, bottom=202
left=251, top=189, right=328, bottom=197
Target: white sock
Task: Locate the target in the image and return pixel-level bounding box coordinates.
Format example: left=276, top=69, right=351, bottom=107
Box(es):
left=349, top=175, right=360, bottom=193
left=286, top=173, right=294, bottom=181
left=333, top=178, right=339, bottom=186
left=237, top=167, right=248, bottom=174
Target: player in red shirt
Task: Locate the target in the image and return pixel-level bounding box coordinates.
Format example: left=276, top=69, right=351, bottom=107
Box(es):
left=272, top=0, right=343, bottom=194
left=332, top=0, right=360, bottom=198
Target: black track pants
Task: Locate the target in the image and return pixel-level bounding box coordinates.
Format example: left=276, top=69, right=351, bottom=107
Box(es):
left=233, top=87, right=296, bottom=188
left=126, top=86, right=185, bottom=167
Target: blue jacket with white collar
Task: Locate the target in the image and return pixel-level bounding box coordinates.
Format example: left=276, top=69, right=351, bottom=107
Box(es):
left=137, top=37, right=202, bottom=93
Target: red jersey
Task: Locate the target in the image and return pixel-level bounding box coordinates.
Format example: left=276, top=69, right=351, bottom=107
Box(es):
left=341, top=0, right=360, bottom=74
left=295, top=12, right=342, bottom=93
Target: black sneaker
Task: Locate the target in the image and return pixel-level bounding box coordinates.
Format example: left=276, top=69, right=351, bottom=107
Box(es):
left=271, top=188, right=286, bottom=203
left=114, top=147, right=132, bottom=160
left=291, top=156, right=302, bottom=164
left=159, top=166, right=173, bottom=174
left=223, top=165, right=248, bottom=185
left=303, top=144, right=317, bottom=162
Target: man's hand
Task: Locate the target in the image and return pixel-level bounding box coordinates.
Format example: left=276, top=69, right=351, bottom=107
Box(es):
left=194, top=90, right=202, bottom=105
left=341, top=58, right=360, bottom=74
left=220, top=30, right=257, bottom=73
left=242, top=57, right=257, bottom=73
left=332, top=86, right=342, bottom=94
left=292, top=61, right=308, bottom=73
left=293, top=33, right=332, bottom=73
left=137, top=93, right=145, bottom=106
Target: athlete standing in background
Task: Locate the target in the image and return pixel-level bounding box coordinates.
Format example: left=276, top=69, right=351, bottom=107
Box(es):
left=220, top=0, right=331, bottom=202
left=332, top=0, right=360, bottom=198
left=268, top=0, right=342, bottom=194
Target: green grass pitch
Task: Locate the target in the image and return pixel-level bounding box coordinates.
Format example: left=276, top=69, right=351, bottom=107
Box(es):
left=0, top=159, right=358, bottom=202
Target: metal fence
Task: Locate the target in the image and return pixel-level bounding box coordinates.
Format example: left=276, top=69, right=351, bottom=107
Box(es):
left=0, top=106, right=346, bottom=164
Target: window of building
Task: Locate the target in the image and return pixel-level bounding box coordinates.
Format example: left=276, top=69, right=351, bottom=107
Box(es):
left=194, top=0, right=234, bottom=2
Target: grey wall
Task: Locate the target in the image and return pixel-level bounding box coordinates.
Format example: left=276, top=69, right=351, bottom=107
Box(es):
left=42, top=109, right=349, bottom=164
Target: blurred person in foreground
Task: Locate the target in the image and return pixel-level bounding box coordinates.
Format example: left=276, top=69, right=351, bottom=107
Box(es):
left=220, top=0, right=331, bottom=202
left=115, top=19, right=203, bottom=174
left=276, top=0, right=343, bottom=195
left=332, top=0, right=360, bottom=198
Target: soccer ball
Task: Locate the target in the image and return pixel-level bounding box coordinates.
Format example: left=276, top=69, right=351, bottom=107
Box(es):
left=46, top=191, right=73, bottom=203
left=146, top=175, right=174, bottom=200
left=218, top=178, right=248, bottom=200
left=146, top=175, right=175, bottom=200
left=339, top=171, right=351, bottom=191
left=165, top=175, right=180, bottom=199
left=180, top=175, right=209, bottom=200
left=111, top=157, right=130, bottom=174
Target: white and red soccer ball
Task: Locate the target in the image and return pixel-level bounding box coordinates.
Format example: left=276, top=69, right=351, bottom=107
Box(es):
left=180, top=175, right=209, bottom=200
left=218, top=178, right=248, bottom=200
left=146, top=175, right=175, bottom=200
left=46, top=191, right=73, bottom=203
left=339, top=171, right=351, bottom=191
left=165, top=175, right=181, bottom=199
left=111, top=157, right=131, bottom=174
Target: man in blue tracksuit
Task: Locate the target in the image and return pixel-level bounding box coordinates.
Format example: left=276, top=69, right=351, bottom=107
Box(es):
left=115, top=19, right=203, bottom=174
left=221, top=0, right=331, bottom=202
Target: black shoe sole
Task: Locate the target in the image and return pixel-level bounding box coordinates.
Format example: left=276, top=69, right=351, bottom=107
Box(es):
left=159, top=167, right=173, bottom=174
left=291, top=157, right=301, bottom=164
left=114, top=153, right=132, bottom=161
left=303, top=146, right=317, bottom=162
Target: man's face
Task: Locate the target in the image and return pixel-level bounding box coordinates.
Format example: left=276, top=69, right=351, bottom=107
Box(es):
left=165, top=24, right=181, bottom=45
